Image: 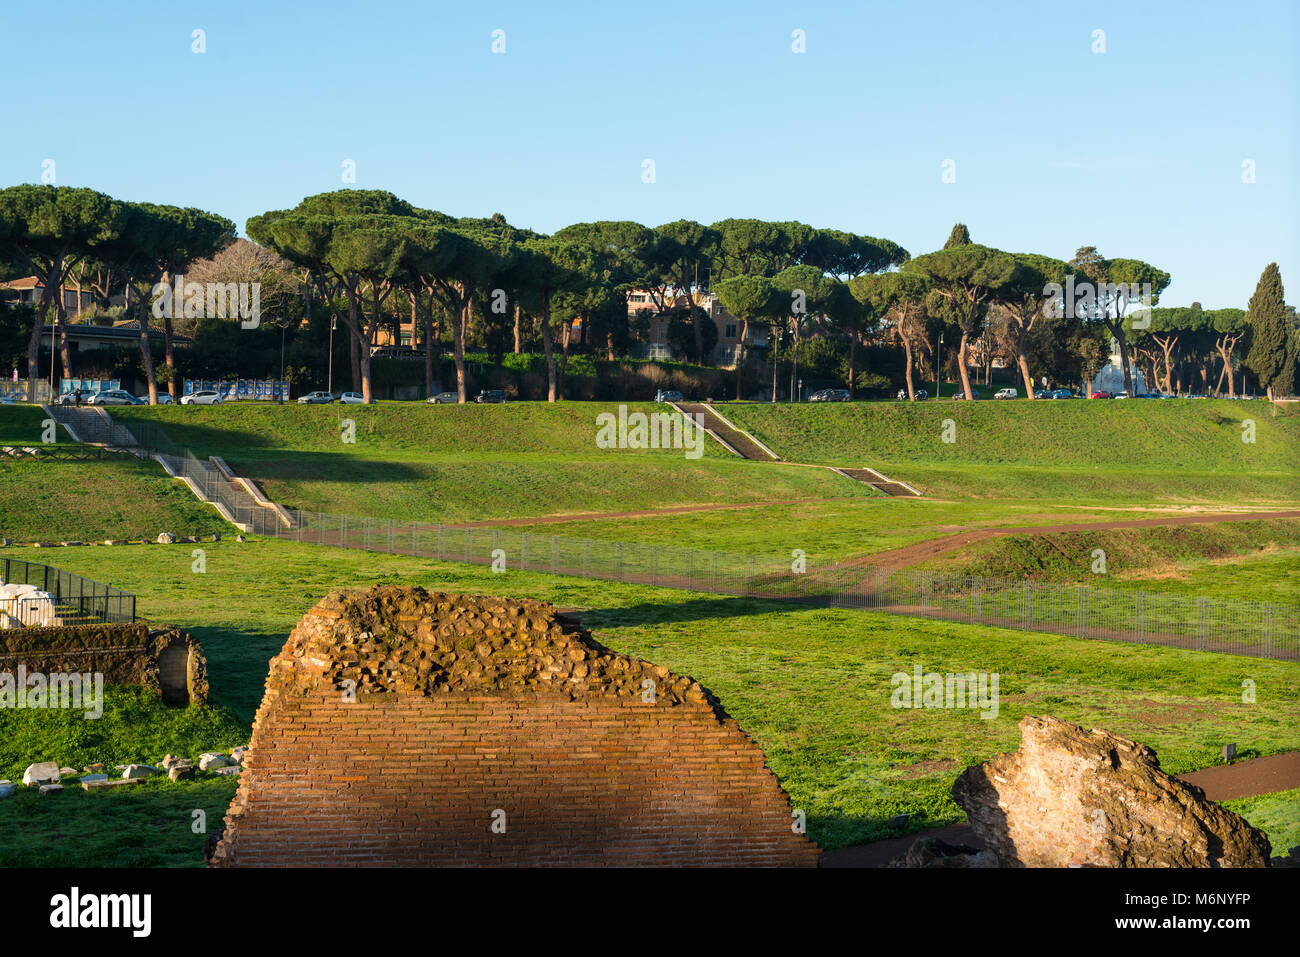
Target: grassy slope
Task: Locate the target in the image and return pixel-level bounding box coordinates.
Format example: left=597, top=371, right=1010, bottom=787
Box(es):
left=0, top=538, right=1295, bottom=864
left=920, top=520, right=1300, bottom=591
left=725, top=400, right=1300, bottom=502
left=0, top=459, right=229, bottom=541
left=113, top=403, right=877, bottom=522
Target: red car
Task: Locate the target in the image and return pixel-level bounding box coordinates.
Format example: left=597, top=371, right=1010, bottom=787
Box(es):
left=1090, top=390, right=1115, bottom=399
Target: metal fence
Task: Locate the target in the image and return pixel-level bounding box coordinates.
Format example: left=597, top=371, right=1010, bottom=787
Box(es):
left=173, top=498, right=1299, bottom=662
left=0, top=557, right=136, bottom=625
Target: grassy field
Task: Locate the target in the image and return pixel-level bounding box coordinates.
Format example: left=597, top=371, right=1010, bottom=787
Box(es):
left=1, top=400, right=1295, bottom=866
left=0, top=537, right=1295, bottom=865
left=500, top=498, right=1196, bottom=565
left=1222, top=787, right=1300, bottom=855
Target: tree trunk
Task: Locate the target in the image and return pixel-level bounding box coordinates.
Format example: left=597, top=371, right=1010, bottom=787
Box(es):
left=1115, top=327, right=1134, bottom=396
left=847, top=333, right=857, bottom=398
left=423, top=316, right=435, bottom=399
left=162, top=311, right=178, bottom=400
left=453, top=294, right=468, bottom=403
left=559, top=318, right=571, bottom=392
left=541, top=304, right=557, bottom=402
left=900, top=319, right=916, bottom=400
left=25, top=263, right=61, bottom=402
left=957, top=332, right=974, bottom=399
left=57, top=297, right=73, bottom=384
left=1017, top=346, right=1034, bottom=399
left=735, top=318, right=749, bottom=400
left=136, top=298, right=159, bottom=404
left=513, top=303, right=522, bottom=353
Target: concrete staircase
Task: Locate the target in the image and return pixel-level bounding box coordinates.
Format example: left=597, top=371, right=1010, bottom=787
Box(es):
left=833, top=467, right=921, bottom=497
left=674, top=403, right=780, bottom=460
left=43, top=405, right=141, bottom=449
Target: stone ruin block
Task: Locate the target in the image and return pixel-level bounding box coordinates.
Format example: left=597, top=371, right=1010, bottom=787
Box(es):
left=950, top=715, right=1271, bottom=868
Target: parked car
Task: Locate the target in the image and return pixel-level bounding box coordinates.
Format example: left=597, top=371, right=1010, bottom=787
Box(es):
left=298, top=391, right=334, bottom=404
left=137, top=393, right=174, bottom=405
left=1033, top=389, right=1051, bottom=399
left=951, top=390, right=975, bottom=400
left=809, top=388, right=850, bottom=402
left=994, top=388, right=1018, bottom=400
left=86, top=389, right=143, bottom=406
left=1090, top=390, right=1115, bottom=399
left=654, top=389, right=683, bottom=403
left=339, top=392, right=366, bottom=404
left=181, top=390, right=223, bottom=405
left=896, top=388, right=929, bottom=401
left=0, top=395, right=17, bottom=405
left=1050, top=389, right=1074, bottom=399
left=475, top=389, right=507, bottom=404
left=427, top=392, right=459, bottom=404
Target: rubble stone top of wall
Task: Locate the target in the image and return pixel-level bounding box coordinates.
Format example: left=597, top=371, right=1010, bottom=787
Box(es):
left=271, top=585, right=714, bottom=707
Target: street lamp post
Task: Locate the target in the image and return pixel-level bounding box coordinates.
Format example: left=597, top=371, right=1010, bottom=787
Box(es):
left=327, top=315, right=336, bottom=396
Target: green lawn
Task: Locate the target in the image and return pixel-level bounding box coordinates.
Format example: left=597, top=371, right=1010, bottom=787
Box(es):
left=0, top=458, right=229, bottom=542
left=1222, top=788, right=1300, bottom=857
left=1, top=537, right=1295, bottom=864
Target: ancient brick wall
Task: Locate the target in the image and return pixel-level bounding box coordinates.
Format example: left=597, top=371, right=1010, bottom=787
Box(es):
left=211, top=587, right=818, bottom=867
left=0, top=623, right=207, bottom=705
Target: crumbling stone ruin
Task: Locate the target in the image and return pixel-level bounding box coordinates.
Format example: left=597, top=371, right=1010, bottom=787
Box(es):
left=897, top=715, right=1271, bottom=867
left=210, top=585, right=819, bottom=867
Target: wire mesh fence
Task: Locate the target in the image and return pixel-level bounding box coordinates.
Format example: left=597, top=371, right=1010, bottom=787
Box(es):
left=178, top=496, right=1299, bottom=661
left=0, top=557, right=136, bottom=626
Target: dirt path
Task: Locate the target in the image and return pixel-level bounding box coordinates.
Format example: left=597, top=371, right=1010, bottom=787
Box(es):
left=1180, top=750, right=1300, bottom=802
left=442, top=496, right=865, bottom=529
left=844, top=509, right=1300, bottom=570
left=822, top=749, right=1300, bottom=867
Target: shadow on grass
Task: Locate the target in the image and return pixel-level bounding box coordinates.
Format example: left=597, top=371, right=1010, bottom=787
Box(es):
left=184, top=625, right=285, bottom=726
left=581, top=594, right=796, bottom=629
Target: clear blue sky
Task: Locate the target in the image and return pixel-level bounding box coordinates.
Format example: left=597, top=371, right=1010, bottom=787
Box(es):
left=1, top=0, right=1295, bottom=308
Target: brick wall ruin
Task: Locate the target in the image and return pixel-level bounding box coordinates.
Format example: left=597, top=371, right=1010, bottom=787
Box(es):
left=210, top=585, right=819, bottom=867
left=0, top=623, right=207, bottom=705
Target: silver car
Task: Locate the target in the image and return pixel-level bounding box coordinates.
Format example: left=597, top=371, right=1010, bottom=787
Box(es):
left=86, top=389, right=142, bottom=406
left=181, top=390, right=223, bottom=405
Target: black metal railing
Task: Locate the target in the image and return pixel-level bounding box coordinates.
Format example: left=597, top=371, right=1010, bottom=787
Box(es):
left=0, top=557, right=136, bottom=625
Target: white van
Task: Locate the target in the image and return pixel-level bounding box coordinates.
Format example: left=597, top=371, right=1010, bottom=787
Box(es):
left=993, top=388, right=1018, bottom=400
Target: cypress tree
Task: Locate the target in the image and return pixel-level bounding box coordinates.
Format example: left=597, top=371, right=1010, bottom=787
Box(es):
left=943, top=223, right=971, bottom=248
left=1243, top=263, right=1288, bottom=398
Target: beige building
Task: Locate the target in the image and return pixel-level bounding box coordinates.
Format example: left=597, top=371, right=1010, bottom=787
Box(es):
left=625, top=288, right=767, bottom=365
